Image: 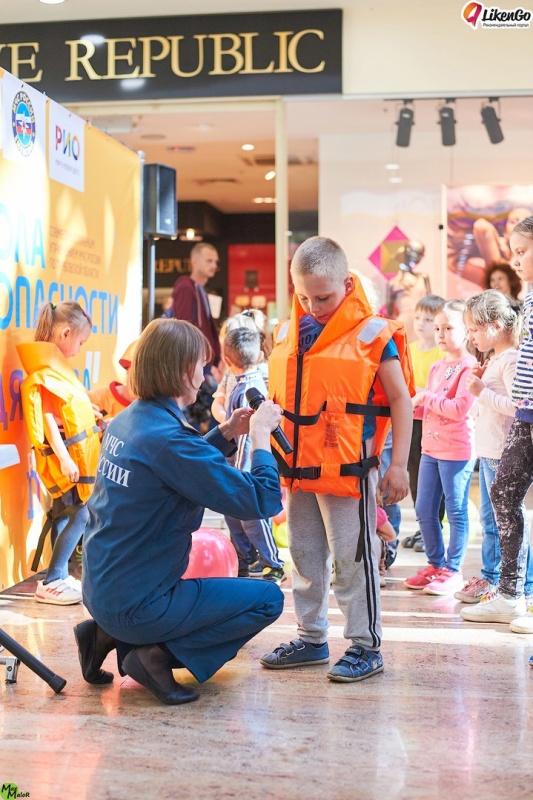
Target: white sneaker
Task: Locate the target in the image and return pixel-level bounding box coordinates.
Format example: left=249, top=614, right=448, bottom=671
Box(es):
left=510, top=611, right=533, bottom=634
left=65, top=575, right=82, bottom=592
left=35, top=577, right=82, bottom=605
left=460, top=591, right=526, bottom=623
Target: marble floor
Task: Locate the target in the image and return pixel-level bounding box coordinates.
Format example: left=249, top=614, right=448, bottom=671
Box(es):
left=1, top=494, right=532, bottom=800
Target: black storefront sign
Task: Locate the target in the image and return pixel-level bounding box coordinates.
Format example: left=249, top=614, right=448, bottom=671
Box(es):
left=0, top=10, right=342, bottom=103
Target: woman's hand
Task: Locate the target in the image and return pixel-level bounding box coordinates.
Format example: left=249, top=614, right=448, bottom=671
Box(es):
left=249, top=400, right=283, bottom=451
left=219, top=407, right=253, bottom=441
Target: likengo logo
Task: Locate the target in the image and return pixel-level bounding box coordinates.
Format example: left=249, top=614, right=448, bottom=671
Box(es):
left=0, top=784, right=30, bottom=799
left=10, top=91, right=36, bottom=156
left=462, top=2, right=532, bottom=28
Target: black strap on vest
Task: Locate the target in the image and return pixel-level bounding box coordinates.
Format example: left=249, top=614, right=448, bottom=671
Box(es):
left=282, top=402, right=390, bottom=426
left=275, top=454, right=379, bottom=482
left=40, top=425, right=100, bottom=458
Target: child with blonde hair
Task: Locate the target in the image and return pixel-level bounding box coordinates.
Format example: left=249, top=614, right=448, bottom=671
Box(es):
left=456, top=290, right=531, bottom=605
left=405, top=300, right=477, bottom=596
left=462, top=216, right=533, bottom=630
left=17, top=301, right=99, bottom=605
left=211, top=312, right=269, bottom=424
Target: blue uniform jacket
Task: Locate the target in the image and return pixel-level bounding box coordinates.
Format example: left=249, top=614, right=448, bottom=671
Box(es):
left=82, top=395, right=282, bottom=624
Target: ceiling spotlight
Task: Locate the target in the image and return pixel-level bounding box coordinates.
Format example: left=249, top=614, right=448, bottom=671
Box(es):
left=265, top=170, right=276, bottom=181
left=438, top=102, right=456, bottom=146
left=385, top=163, right=400, bottom=170
left=242, top=143, right=255, bottom=151
left=481, top=100, right=504, bottom=144
left=395, top=103, right=414, bottom=148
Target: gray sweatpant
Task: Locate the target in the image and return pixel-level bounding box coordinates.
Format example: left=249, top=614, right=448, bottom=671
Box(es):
left=286, top=465, right=382, bottom=652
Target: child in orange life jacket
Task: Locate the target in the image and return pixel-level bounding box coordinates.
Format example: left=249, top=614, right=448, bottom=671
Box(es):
left=16, top=301, right=100, bottom=606
left=89, top=340, right=138, bottom=420
left=260, top=236, right=414, bottom=682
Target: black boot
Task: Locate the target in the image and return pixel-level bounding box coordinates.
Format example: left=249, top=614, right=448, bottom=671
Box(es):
left=73, top=619, right=116, bottom=685
left=122, top=645, right=200, bottom=706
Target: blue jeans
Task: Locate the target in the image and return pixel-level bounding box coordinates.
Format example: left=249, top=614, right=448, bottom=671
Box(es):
left=416, top=455, right=476, bottom=573
left=479, top=457, right=533, bottom=594
left=44, top=488, right=88, bottom=583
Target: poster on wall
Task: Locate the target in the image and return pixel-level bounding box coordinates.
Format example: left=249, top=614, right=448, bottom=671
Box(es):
left=446, top=185, right=533, bottom=300
left=0, top=67, right=142, bottom=590
left=1, top=70, right=47, bottom=172
left=48, top=99, right=85, bottom=192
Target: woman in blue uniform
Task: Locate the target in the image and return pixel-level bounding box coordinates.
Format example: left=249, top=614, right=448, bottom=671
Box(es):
left=74, top=319, right=284, bottom=705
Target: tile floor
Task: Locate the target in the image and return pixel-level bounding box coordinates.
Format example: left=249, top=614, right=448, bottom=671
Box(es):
left=0, top=495, right=532, bottom=800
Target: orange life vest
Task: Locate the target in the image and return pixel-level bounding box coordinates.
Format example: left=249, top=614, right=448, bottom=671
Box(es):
left=16, top=341, right=100, bottom=502
left=268, top=274, right=414, bottom=497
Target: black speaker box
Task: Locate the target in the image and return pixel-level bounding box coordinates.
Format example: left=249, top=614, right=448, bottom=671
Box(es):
left=143, top=164, right=177, bottom=237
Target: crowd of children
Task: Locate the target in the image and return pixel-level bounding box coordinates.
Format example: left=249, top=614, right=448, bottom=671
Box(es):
left=16, top=217, right=533, bottom=696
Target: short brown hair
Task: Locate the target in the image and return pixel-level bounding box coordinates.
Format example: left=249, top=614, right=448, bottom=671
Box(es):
left=190, top=242, right=217, bottom=260
left=129, top=319, right=211, bottom=401
left=290, top=236, right=349, bottom=281
left=415, top=294, right=445, bottom=316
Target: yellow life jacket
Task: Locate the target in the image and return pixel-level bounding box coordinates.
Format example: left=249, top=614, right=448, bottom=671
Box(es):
left=16, top=341, right=100, bottom=502
left=268, top=274, right=415, bottom=497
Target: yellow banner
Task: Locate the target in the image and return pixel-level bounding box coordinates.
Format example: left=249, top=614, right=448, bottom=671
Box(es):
left=0, top=68, right=142, bottom=590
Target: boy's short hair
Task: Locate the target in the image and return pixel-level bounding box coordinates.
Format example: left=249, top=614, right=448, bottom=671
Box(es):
left=415, top=294, right=445, bottom=315
left=130, top=319, right=211, bottom=401
left=290, top=236, right=349, bottom=281
left=224, top=328, right=261, bottom=370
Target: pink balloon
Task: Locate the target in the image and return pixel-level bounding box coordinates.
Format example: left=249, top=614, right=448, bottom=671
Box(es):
left=182, top=527, right=238, bottom=579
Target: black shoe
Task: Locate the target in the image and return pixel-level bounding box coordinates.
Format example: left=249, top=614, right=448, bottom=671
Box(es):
left=122, top=646, right=200, bottom=706
left=238, top=568, right=250, bottom=577
left=401, top=533, right=418, bottom=548
left=262, top=567, right=286, bottom=585
left=73, top=619, right=115, bottom=685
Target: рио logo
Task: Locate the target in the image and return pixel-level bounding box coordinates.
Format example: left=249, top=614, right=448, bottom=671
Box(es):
left=462, top=2, right=532, bottom=28
left=0, top=783, right=30, bottom=799
left=55, top=125, right=81, bottom=161
left=11, top=91, right=36, bottom=157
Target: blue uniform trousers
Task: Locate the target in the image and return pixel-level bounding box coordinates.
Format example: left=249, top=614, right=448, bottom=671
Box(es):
left=93, top=577, right=284, bottom=684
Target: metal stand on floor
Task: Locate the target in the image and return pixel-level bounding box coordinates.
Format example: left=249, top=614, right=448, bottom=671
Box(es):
left=0, top=445, right=66, bottom=692
left=0, top=629, right=66, bottom=692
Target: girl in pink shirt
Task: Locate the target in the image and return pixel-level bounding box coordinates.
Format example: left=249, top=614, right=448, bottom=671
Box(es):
left=405, top=300, right=477, bottom=596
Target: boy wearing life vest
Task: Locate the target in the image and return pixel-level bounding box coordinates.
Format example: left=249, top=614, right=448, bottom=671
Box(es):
left=260, top=236, right=414, bottom=682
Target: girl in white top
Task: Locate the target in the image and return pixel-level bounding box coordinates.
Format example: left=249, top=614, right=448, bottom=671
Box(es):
left=456, top=289, right=532, bottom=603
left=211, top=310, right=270, bottom=423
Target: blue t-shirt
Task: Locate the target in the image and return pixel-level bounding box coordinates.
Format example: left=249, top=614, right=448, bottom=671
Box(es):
left=298, top=314, right=398, bottom=440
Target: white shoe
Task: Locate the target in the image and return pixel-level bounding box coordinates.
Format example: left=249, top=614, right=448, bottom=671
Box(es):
left=35, top=577, right=82, bottom=605
left=510, top=613, right=533, bottom=634
left=460, top=591, right=526, bottom=623
left=65, top=575, right=82, bottom=592
left=510, top=601, right=533, bottom=633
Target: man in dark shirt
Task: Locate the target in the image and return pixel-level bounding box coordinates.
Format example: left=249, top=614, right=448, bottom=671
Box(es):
left=172, top=243, right=221, bottom=366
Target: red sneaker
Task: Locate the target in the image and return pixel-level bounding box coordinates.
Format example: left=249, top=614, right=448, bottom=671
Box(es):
left=404, top=564, right=441, bottom=590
